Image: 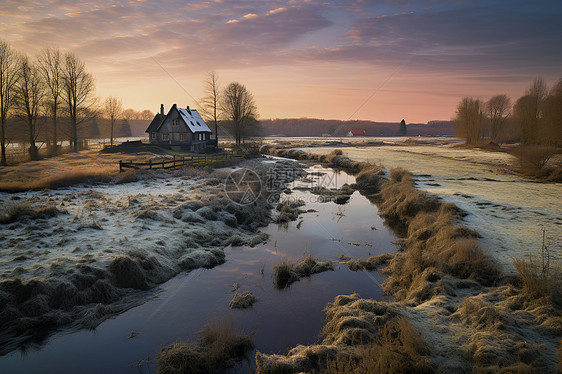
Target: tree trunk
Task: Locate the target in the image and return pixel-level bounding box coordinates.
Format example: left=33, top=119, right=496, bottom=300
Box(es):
left=0, top=120, right=6, bottom=166
left=52, top=104, right=58, bottom=155
left=0, top=142, right=6, bottom=166
left=72, top=117, right=78, bottom=152
left=28, top=118, right=39, bottom=161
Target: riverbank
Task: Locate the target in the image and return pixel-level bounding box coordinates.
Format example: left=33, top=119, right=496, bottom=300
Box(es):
left=255, top=147, right=561, bottom=373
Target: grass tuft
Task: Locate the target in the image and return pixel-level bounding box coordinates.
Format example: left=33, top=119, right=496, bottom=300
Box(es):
left=157, top=318, right=254, bottom=374
left=273, top=255, right=334, bottom=289
left=230, top=291, right=257, bottom=309
left=513, top=258, right=562, bottom=308
left=324, top=317, right=432, bottom=374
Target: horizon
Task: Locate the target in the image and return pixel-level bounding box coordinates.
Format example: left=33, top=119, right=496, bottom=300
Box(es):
left=1, top=0, right=561, bottom=123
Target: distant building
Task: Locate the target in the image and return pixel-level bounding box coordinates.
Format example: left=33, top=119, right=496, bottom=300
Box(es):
left=347, top=130, right=366, bottom=137
left=146, top=104, right=212, bottom=152
left=322, top=133, right=332, bottom=137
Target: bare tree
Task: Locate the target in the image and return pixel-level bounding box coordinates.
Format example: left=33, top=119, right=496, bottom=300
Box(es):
left=104, top=96, right=123, bottom=146
left=202, top=71, right=220, bottom=145
left=541, top=77, right=562, bottom=146
left=516, top=77, right=549, bottom=145
left=453, top=97, right=485, bottom=145
left=15, top=56, right=45, bottom=160
left=0, top=39, right=20, bottom=166
left=62, top=52, right=95, bottom=152
left=485, top=94, right=510, bottom=143
left=122, top=108, right=137, bottom=120
left=37, top=47, right=63, bottom=154
left=139, top=109, right=155, bottom=120
left=221, top=82, right=258, bottom=146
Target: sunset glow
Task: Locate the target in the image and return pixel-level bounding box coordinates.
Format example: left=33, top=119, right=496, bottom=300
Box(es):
left=1, top=0, right=561, bottom=122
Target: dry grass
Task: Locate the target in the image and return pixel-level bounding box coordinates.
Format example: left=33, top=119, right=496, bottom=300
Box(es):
left=323, top=317, right=432, bottom=374
left=273, top=255, right=334, bottom=289
left=275, top=200, right=305, bottom=223
left=256, top=294, right=432, bottom=373
left=345, top=253, right=394, bottom=272
left=513, top=258, right=562, bottom=308
left=377, top=173, right=440, bottom=235
left=378, top=174, right=500, bottom=302
left=454, top=296, right=505, bottom=330
left=389, top=167, right=412, bottom=182
left=0, top=148, right=158, bottom=192
left=157, top=318, right=254, bottom=374
left=229, top=291, right=257, bottom=309
left=0, top=200, right=66, bottom=224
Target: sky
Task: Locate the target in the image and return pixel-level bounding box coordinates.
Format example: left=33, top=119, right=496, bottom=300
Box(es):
left=1, top=0, right=561, bottom=123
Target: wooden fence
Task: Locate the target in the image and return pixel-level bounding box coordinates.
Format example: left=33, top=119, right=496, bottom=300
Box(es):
left=119, top=151, right=241, bottom=172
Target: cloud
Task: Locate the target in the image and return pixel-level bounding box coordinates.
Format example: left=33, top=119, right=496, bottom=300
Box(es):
left=0, top=0, right=560, bottom=92
left=337, top=1, right=562, bottom=74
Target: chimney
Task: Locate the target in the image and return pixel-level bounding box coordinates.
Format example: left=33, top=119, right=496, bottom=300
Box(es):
left=186, top=105, right=190, bottom=111
left=160, top=104, right=164, bottom=116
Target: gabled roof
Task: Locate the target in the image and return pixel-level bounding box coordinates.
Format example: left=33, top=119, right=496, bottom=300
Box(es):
left=176, top=107, right=211, bottom=133
left=146, top=113, right=165, bottom=133
left=349, top=129, right=366, bottom=135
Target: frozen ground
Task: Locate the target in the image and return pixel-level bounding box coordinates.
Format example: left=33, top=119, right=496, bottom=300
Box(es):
left=301, top=145, right=562, bottom=271
left=0, top=165, right=398, bottom=373
left=0, top=159, right=302, bottom=354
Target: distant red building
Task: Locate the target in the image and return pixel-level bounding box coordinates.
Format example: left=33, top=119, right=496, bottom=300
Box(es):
left=347, top=129, right=366, bottom=137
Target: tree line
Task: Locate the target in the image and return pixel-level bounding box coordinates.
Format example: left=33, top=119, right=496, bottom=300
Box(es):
left=453, top=77, right=562, bottom=146
left=0, top=39, right=154, bottom=165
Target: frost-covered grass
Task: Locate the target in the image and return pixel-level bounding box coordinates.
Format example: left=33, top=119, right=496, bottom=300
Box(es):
left=256, top=164, right=561, bottom=373
left=229, top=291, right=257, bottom=309
left=157, top=318, right=254, bottom=374
left=255, top=293, right=432, bottom=373
left=273, top=255, right=334, bottom=289
left=0, top=158, right=303, bottom=354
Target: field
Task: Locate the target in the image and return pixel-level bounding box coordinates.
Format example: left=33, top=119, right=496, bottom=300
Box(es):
left=0, top=142, right=560, bottom=373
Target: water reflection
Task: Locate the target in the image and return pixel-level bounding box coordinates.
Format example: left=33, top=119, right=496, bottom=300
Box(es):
left=0, top=166, right=396, bottom=374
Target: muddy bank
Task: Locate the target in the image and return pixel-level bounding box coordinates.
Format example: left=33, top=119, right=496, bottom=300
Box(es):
left=256, top=148, right=561, bottom=373
left=0, top=158, right=304, bottom=355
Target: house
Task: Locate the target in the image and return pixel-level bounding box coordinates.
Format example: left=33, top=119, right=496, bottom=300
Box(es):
left=347, top=130, right=366, bottom=137
left=146, top=104, right=212, bottom=152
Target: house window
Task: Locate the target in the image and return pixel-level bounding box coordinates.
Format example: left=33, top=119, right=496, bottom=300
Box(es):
left=180, top=133, right=186, bottom=141
left=162, top=133, right=169, bottom=141
left=172, top=119, right=179, bottom=126
left=150, top=133, right=156, bottom=140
